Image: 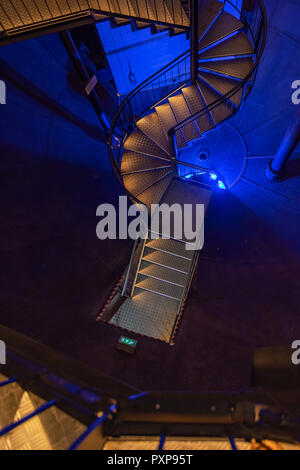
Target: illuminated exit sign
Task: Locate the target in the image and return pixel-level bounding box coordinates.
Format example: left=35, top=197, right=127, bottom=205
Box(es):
left=116, top=335, right=137, bottom=354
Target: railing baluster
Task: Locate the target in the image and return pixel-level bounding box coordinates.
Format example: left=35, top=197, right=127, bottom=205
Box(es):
left=158, top=434, right=166, bottom=450
left=69, top=404, right=116, bottom=450
left=153, top=0, right=159, bottom=22
left=20, top=0, right=34, bottom=22
left=144, top=0, right=151, bottom=21
left=44, top=0, right=54, bottom=19
left=162, top=0, right=167, bottom=24
left=8, top=0, right=25, bottom=25
left=106, top=0, right=266, bottom=204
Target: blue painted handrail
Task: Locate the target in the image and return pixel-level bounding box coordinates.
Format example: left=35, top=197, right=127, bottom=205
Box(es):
left=0, top=399, right=56, bottom=437
left=0, top=377, right=18, bottom=388
left=129, top=392, right=148, bottom=400
left=69, top=403, right=116, bottom=450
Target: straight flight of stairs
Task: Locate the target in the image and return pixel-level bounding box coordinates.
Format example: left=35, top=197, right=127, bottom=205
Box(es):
left=110, top=179, right=211, bottom=342
left=0, top=0, right=189, bottom=42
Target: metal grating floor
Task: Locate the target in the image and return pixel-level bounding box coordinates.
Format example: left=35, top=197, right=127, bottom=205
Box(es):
left=110, top=290, right=180, bottom=342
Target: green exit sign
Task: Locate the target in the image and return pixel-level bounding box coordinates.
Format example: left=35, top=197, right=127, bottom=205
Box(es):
left=116, top=335, right=137, bottom=354
left=120, top=336, right=137, bottom=346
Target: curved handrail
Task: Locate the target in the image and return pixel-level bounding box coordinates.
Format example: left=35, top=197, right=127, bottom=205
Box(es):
left=172, top=0, right=268, bottom=135
left=108, top=0, right=267, bottom=202
left=108, top=48, right=190, bottom=139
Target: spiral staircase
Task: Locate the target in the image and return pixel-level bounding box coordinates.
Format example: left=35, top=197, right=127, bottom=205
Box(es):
left=0, top=0, right=266, bottom=344
left=99, top=0, right=267, bottom=343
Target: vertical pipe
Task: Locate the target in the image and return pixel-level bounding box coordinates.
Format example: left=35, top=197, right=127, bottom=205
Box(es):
left=265, top=109, right=300, bottom=182
left=190, top=0, right=198, bottom=83
left=60, top=30, right=109, bottom=136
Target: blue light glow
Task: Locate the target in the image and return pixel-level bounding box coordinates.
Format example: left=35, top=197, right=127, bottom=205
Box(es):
left=210, top=173, right=218, bottom=180
left=218, top=180, right=226, bottom=190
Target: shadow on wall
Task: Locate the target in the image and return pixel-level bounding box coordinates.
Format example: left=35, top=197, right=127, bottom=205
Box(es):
left=0, top=57, right=107, bottom=144
left=200, top=189, right=293, bottom=264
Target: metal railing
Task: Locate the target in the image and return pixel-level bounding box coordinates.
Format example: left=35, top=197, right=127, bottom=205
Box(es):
left=109, top=48, right=191, bottom=202
left=109, top=0, right=267, bottom=203
left=172, top=0, right=267, bottom=148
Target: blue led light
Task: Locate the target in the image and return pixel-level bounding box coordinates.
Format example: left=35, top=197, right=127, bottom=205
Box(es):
left=218, top=180, right=226, bottom=190
left=210, top=173, right=218, bottom=180
left=184, top=174, right=193, bottom=179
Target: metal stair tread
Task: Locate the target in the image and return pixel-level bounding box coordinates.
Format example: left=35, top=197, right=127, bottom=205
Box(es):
left=136, top=112, right=171, bottom=155
left=146, top=237, right=194, bottom=260
left=0, top=0, right=185, bottom=35
left=135, top=276, right=183, bottom=301
left=168, top=94, right=198, bottom=143
left=198, top=0, right=224, bottom=40
left=123, top=167, right=174, bottom=197
left=142, top=247, right=192, bottom=273
left=198, top=10, right=244, bottom=51
left=198, top=31, right=254, bottom=59
left=198, top=71, right=241, bottom=105
left=168, top=0, right=190, bottom=27
left=181, top=85, right=214, bottom=132
left=197, top=79, right=233, bottom=124
left=198, top=57, right=254, bottom=80
left=137, top=173, right=174, bottom=208
left=121, top=151, right=171, bottom=175
left=134, top=285, right=181, bottom=301
left=168, top=94, right=192, bottom=122
left=139, top=260, right=187, bottom=286
left=124, top=129, right=170, bottom=159
left=155, top=103, right=178, bottom=137
left=111, top=290, right=179, bottom=341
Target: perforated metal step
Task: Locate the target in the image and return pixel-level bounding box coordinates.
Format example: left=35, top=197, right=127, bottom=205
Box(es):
left=168, top=94, right=198, bottom=143
left=198, top=0, right=224, bottom=40
left=142, top=247, right=192, bottom=273
left=197, top=79, right=232, bottom=125
left=148, top=0, right=173, bottom=24
left=137, top=172, right=173, bottom=208
left=124, top=129, right=170, bottom=159
left=139, top=260, right=187, bottom=286
left=137, top=112, right=171, bottom=155
left=182, top=85, right=214, bottom=132
left=166, top=0, right=189, bottom=27
left=146, top=237, right=193, bottom=259
left=121, top=151, right=171, bottom=175
left=198, top=71, right=241, bottom=106
left=0, top=0, right=188, bottom=38
left=123, top=167, right=173, bottom=197
left=198, top=31, right=253, bottom=59
left=155, top=103, right=178, bottom=137
left=135, top=275, right=184, bottom=300
left=199, top=10, right=244, bottom=51
left=198, top=57, right=254, bottom=80
left=168, top=94, right=191, bottom=122
left=111, top=290, right=179, bottom=341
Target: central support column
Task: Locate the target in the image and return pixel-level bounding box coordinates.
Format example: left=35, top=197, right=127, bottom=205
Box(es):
left=265, top=108, right=300, bottom=182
